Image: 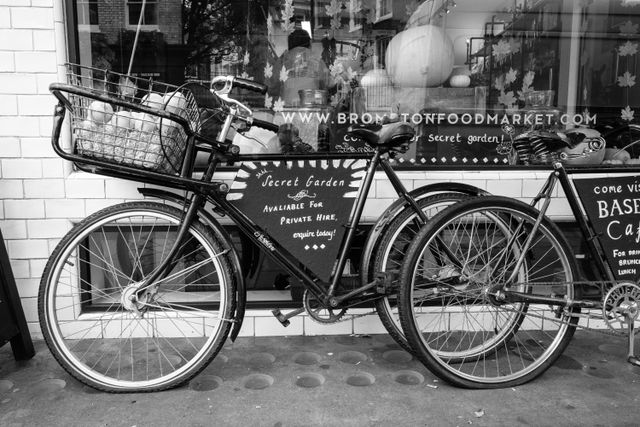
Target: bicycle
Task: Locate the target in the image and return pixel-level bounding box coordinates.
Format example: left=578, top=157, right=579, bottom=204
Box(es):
left=397, top=125, right=640, bottom=388
left=42, top=63, right=487, bottom=392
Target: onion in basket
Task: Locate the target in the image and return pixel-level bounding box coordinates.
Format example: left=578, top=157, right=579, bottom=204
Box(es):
left=162, top=91, right=188, bottom=116
left=141, top=93, right=164, bottom=109
left=88, top=101, right=113, bottom=124
left=131, top=112, right=157, bottom=133
left=109, top=111, right=132, bottom=130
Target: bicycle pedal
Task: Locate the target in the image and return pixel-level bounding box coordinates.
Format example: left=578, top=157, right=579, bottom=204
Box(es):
left=271, top=307, right=305, bottom=327
left=375, top=270, right=400, bottom=294
left=271, top=309, right=290, bottom=327
left=627, top=355, right=640, bottom=367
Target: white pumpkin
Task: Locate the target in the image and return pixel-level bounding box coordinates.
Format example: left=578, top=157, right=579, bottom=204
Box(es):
left=450, top=75, right=471, bottom=88
left=604, top=148, right=630, bottom=162
left=385, top=25, right=454, bottom=88
left=88, top=100, right=113, bottom=124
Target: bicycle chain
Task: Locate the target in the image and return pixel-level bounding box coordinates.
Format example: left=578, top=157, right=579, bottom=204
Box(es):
left=488, top=279, right=629, bottom=337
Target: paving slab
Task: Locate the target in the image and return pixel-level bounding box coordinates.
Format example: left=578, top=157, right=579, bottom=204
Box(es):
left=1, top=332, right=639, bottom=426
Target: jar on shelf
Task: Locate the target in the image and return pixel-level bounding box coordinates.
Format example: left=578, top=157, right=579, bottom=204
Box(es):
left=523, top=90, right=561, bottom=131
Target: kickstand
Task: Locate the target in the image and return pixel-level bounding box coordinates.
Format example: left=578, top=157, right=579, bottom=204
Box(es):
left=627, top=317, right=640, bottom=367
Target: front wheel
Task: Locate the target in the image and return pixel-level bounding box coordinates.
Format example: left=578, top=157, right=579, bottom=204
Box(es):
left=399, top=196, right=578, bottom=388
left=38, top=202, right=235, bottom=392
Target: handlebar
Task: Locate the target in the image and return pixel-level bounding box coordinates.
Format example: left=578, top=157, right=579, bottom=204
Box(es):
left=207, top=76, right=279, bottom=144
left=234, top=77, right=268, bottom=94
left=252, top=118, right=279, bottom=133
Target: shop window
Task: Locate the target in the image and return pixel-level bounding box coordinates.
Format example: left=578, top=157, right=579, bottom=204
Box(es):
left=64, top=0, right=640, bottom=168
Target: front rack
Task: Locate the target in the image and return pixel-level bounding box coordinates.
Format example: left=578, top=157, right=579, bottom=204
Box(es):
left=49, top=64, right=231, bottom=193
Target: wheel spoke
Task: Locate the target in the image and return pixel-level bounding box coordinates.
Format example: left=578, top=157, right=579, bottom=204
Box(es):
left=400, top=198, right=577, bottom=387
left=41, top=203, right=232, bottom=392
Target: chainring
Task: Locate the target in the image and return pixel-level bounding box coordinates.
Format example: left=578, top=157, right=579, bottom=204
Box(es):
left=603, top=282, right=640, bottom=334
left=303, top=290, right=347, bottom=324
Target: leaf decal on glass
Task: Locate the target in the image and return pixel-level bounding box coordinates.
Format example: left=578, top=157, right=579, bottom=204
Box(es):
left=280, top=65, right=289, bottom=83
left=617, top=71, right=636, bottom=87
left=273, top=97, right=285, bottom=112
left=622, top=105, right=635, bottom=121
left=264, top=62, right=273, bottom=79
left=505, top=68, right=518, bottom=85
left=619, top=41, right=638, bottom=56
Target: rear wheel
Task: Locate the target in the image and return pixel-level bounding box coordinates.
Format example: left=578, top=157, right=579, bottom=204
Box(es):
left=399, top=196, right=578, bottom=388
left=373, top=193, right=468, bottom=352
left=39, top=202, right=235, bottom=392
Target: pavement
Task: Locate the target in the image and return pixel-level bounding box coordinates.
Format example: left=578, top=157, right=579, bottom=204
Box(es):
left=0, top=332, right=639, bottom=427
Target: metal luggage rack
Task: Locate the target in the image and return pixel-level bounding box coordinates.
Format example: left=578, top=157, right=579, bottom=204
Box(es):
left=49, top=64, right=227, bottom=193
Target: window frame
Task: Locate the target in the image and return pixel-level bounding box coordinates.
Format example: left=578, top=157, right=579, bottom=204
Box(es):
left=125, top=0, right=160, bottom=31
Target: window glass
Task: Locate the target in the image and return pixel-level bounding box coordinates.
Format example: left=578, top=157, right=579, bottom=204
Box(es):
left=69, top=0, right=640, bottom=165
left=126, top=0, right=159, bottom=26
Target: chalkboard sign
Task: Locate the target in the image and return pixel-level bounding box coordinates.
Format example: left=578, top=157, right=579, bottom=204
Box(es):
left=574, top=176, right=640, bottom=280
left=227, top=159, right=367, bottom=281
left=415, top=123, right=510, bottom=165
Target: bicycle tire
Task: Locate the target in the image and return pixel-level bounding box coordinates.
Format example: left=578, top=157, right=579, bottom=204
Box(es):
left=399, top=196, right=578, bottom=388
left=372, top=193, right=469, bottom=352
left=38, top=201, right=235, bottom=392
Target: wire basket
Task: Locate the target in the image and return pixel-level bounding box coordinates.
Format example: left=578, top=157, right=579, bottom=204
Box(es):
left=64, top=63, right=200, bottom=174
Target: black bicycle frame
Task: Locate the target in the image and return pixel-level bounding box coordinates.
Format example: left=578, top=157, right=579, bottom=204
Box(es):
left=501, top=163, right=620, bottom=308
left=207, top=148, right=416, bottom=306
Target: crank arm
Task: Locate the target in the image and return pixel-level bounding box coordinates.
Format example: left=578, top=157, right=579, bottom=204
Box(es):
left=271, top=307, right=305, bottom=327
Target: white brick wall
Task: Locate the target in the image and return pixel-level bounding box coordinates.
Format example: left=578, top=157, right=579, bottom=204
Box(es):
left=1, top=0, right=65, bottom=339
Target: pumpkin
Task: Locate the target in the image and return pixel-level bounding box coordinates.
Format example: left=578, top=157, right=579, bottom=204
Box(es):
left=604, top=148, right=630, bottom=162
left=385, top=25, right=454, bottom=88
left=450, top=75, right=471, bottom=88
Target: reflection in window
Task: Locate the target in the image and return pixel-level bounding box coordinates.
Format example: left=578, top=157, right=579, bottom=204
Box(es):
left=126, top=0, right=159, bottom=26
left=77, top=0, right=99, bottom=26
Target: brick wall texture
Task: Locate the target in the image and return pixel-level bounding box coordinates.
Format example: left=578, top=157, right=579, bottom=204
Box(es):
left=0, top=0, right=613, bottom=339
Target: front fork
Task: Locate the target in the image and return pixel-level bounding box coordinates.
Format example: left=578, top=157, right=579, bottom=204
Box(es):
left=132, top=191, right=206, bottom=301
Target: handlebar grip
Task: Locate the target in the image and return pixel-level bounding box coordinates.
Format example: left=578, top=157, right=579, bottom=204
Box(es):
left=234, top=78, right=268, bottom=95
left=253, top=118, right=279, bottom=133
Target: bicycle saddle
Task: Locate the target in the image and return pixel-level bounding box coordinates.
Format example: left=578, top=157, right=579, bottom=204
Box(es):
left=347, top=121, right=415, bottom=147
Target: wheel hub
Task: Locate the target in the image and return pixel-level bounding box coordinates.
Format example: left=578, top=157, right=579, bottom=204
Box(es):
left=121, top=283, right=151, bottom=314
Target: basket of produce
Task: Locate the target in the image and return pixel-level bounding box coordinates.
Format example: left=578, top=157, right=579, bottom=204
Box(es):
left=61, top=63, right=200, bottom=174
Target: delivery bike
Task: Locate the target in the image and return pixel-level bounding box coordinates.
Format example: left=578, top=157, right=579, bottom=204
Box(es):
left=42, top=64, right=486, bottom=392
